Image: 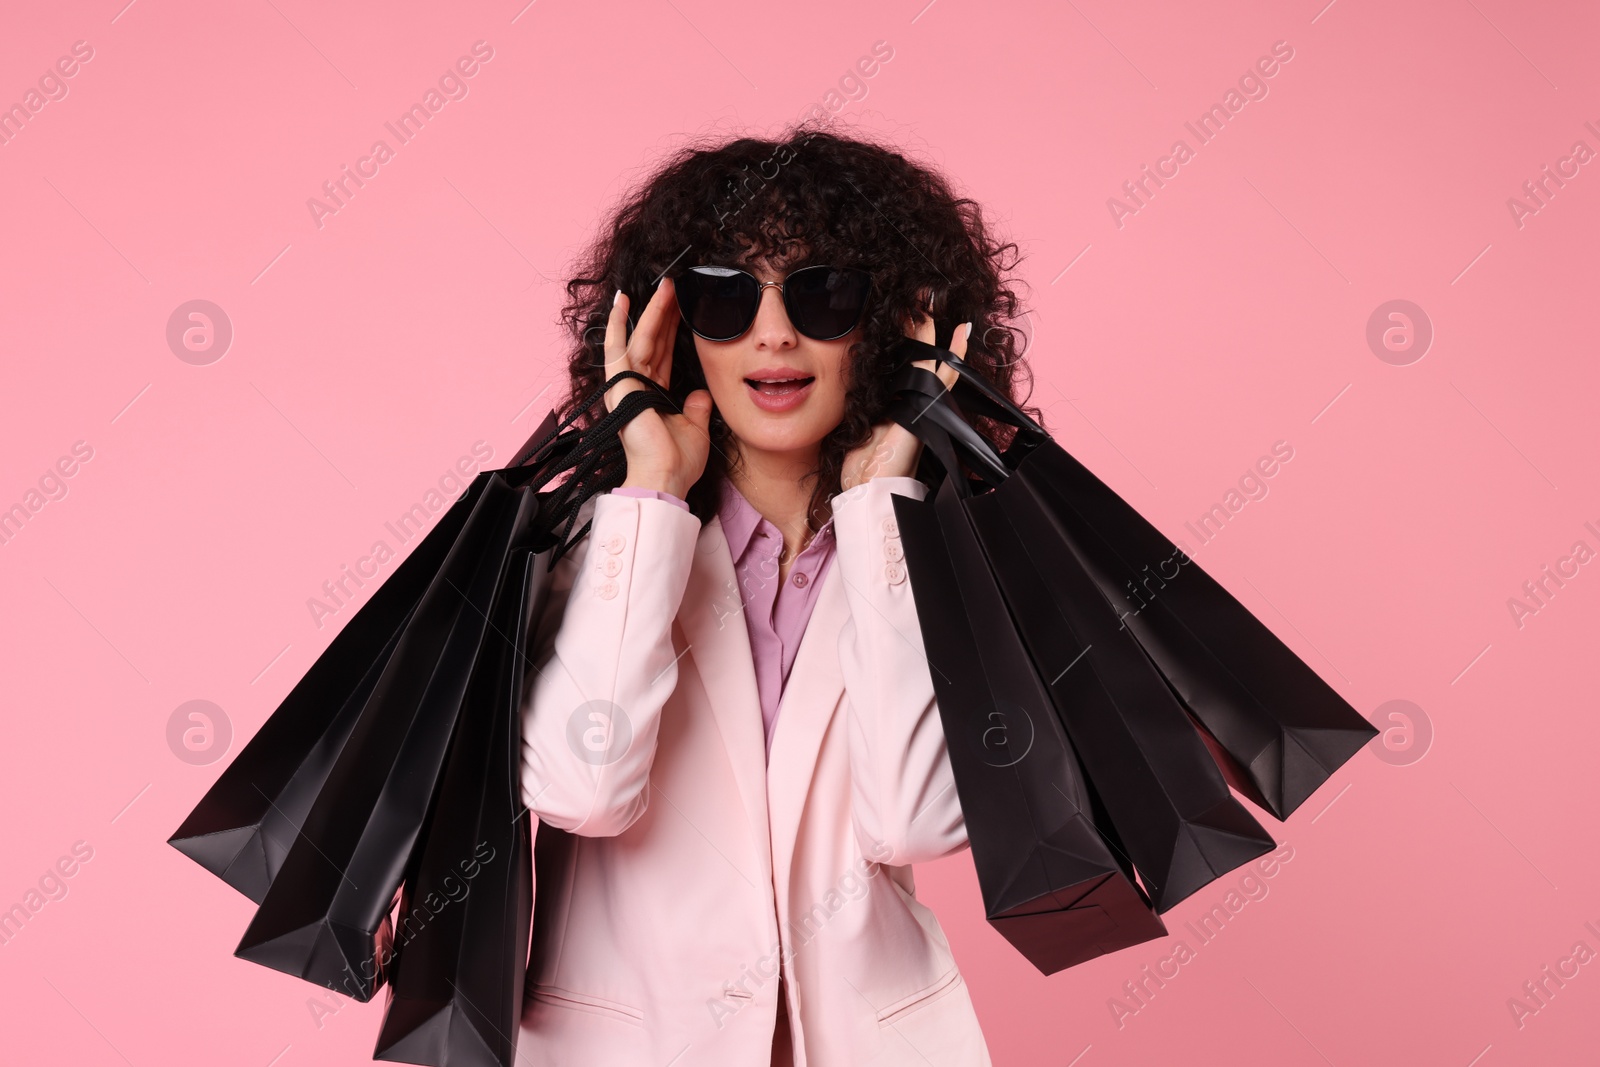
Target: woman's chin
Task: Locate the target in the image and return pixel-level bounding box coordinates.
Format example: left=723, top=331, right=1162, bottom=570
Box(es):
left=724, top=413, right=833, bottom=459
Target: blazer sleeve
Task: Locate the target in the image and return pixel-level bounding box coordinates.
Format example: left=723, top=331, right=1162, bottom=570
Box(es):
left=518, top=491, right=703, bottom=837
left=831, top=475, right=969, bottom=867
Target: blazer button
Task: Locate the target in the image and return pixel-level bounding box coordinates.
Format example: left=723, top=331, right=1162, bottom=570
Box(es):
left=600, top=556, right=622, bottom=577
left=598, top=579, right=619, bottom=599
left=881, top=517, right=899, bottom=537
left=885, top=562, right=907, bottom=585
left=884, top=540, right=904, bottom=562
left=602, top=534, right=625, bottom=555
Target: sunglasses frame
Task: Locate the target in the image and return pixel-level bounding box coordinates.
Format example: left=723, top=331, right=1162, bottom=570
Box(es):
left=674, top=263, right=873, bottom=343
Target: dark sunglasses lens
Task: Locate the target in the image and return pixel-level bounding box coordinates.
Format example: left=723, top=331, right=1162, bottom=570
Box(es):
left=785, top=266, right=870, bottom=340
left=678, top=267, right=758, bottom=341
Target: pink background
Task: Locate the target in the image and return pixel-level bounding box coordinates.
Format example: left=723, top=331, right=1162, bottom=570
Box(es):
left=2, top=0, right=1597, bottom=1064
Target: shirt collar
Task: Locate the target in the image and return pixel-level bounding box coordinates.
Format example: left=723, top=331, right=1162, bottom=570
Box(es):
left=717, top=476, right=835, bottom=564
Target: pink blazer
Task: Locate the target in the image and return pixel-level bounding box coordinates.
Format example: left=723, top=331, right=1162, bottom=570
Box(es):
left=517, top=477, right=993, bottom=1065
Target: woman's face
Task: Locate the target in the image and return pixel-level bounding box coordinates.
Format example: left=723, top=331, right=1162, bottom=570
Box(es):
left=690, top=254, right=859, bottom=463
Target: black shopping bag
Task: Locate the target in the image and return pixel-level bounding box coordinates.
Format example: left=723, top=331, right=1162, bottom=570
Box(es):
left=235, top=474, right=538, bottom=1001
left=167, top=413, right=558, bottom=904
left=166, top=371, right=707, bottom=1063
left=372, top=545, right=548, bottom=1067
left=892, top=367, right=1277, bottom=912
left=229, top=376, right=661, bottom=1000
left=893, top=473, right=1167, bottom=976
left=892, top=337, right=1377, bottom=820
left=966, top=486, right=1278, bottom=911
left=169, top=369, right=670, bottom=917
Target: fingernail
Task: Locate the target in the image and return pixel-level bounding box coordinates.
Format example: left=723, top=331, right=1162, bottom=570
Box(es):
left=613, top=289, right=623, bottom=306
left=963, top=320, right=973, bottom=338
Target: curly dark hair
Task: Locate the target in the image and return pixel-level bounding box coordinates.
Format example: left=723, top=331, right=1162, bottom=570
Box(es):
left=555, top=121, right=1042, bottom=530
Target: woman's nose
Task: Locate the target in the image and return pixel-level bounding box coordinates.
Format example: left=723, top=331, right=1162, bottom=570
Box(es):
left=749, top=285, right=797, bottom=349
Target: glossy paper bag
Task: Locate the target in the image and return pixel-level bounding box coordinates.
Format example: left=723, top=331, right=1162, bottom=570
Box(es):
left=892, top=337, right=1377, bottom=820
left=965, top=478, right=1277, bottom=911
left=373, top=546, right=547, bottom=1067
left=893, top=479, right=1166, bottom=975
left=166, top=434, right=540, bottom=903
left=235, top=476, right=536, bottom=1000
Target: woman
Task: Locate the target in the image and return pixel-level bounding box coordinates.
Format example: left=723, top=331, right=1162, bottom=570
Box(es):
left=517, top=126, right=1035, bottom=1066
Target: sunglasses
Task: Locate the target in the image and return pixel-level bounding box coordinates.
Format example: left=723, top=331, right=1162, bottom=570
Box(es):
left=673, top=264, right=872, bottom=342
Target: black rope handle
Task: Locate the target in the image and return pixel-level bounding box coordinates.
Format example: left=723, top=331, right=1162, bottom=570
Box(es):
left=534, top=385, right=682, bottom=560
left=885, top=394, right=977, bottom=500
left=533, top=389, right=673, bottom=517
left=888, top=364, right=1010, bottom=488
left=889, top=336, right=1047, bottom=440
left=512, top=369, right=676, bottom=471
left=505, top=377, right=679, bottom=539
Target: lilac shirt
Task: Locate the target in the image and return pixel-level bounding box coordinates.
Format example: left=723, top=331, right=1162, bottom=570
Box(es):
left=612, top=480, right=836, bottom=761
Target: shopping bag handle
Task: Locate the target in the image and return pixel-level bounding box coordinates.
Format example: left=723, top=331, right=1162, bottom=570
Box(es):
left=508, top=380, right=674, bottom=511
left=887, top=392, right=967, bottom=499
left=889, top=336, right=1047, bottom=441
left=537, top=384, right=681, bottom=551
left=889, top=364, right=1011, bottom=495
left=889, top=364, right=1007, bottom=475
left=512, top=369, right=675, bottom=471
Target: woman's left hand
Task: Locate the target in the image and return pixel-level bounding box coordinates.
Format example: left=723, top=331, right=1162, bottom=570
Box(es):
left=840, top=315, right=968, bottom=491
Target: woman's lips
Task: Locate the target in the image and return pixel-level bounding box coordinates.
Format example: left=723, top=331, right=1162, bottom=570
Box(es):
left=744, top=376, right=815, bottom=413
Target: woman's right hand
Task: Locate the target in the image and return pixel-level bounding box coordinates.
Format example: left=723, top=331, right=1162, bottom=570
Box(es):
left=605, top=277, right=713, bottom=501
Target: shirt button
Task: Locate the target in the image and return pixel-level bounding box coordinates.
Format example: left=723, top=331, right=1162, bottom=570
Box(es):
left=885, top=563, right=907, bottom=585
left=884, top=540, right=904, bottom=562
left=603, top=534, right=625, bottom=555
left=598, top=579, right=619, bottom=599
left=792, top=571, right=808, bottom=588
left=881, top=518, right=899, bottom=537
left=600, top=556, right=622, bottom=577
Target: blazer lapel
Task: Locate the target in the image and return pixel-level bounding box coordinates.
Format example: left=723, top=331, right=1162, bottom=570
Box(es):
left=764, top=560, right=848, bottom=885
left=677, top=516, right=772, bottom=879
